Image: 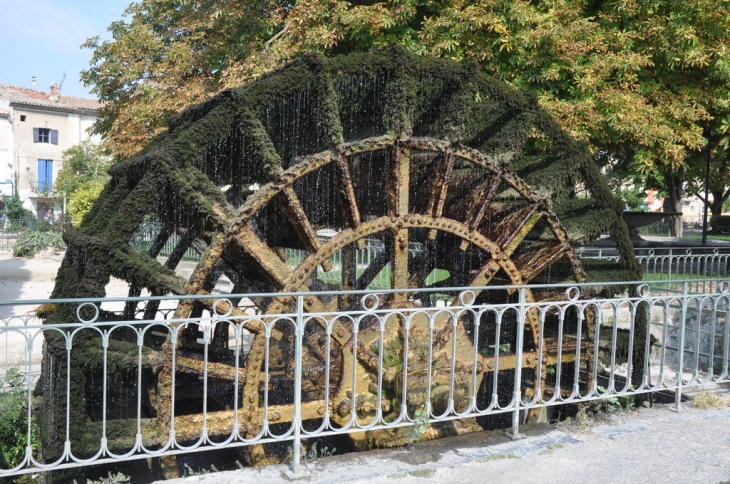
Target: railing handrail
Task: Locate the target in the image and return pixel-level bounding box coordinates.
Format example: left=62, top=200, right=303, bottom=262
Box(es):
left=1, top=278, right=729, bottom=477
left=27, top=180, right=55, bottom=191
left=3, top=277, right=728, bottom=308
left=577, top=246, right=730, bottom=255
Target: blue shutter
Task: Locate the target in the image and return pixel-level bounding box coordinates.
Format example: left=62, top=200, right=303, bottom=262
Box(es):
left=37, top=160, right=53, bottom=192
left=33, top=128, right=39, bottom=143
left=51, top=129, right=59, bottom=145
left=46, top=160, right=53, bottom=191
left=38, top=160, right=46, bottom=191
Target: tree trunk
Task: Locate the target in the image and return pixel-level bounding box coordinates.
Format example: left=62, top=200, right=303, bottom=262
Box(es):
left=663, top=168, right=684, bottom=237
left=709, top=188, right=728, bottom=217
left=708, top=157, right=729, bottom=218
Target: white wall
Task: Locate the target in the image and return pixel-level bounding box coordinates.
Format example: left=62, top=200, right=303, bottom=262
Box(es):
left=0, top=105, right=98, bottom=216
left=0, top=116, right=12, bottom=187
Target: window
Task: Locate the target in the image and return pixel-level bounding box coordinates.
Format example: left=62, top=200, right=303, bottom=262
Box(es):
left=20, top=115, right=26, bottom=122
left=33, top=127, right=58, bottom=145
left=38, top=128, right=50, bottom=143
left=37, top=159, right=53, bottom=192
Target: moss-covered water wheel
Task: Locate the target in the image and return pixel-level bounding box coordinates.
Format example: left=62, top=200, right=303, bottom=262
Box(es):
left=40, top=45, right=639, bottom=476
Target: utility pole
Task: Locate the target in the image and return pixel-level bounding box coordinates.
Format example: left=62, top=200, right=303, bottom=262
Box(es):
left=701, top=135, right=711, bottom=248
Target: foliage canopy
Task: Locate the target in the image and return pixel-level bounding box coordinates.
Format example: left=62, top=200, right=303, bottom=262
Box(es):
left=56, top=140, right=111, bottom=226
left=83, top=0, right=730, bottom=175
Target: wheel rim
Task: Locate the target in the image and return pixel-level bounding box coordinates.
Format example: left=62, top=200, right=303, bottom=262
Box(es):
left=166, top=134, right=587, bottom=451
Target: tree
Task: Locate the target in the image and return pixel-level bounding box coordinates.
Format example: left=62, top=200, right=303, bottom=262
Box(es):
left=67, top=180, right=106, bottom=227
left=603, top=165, right=648, bottom=211
left=1, top=195, right=34, bottom=221
left=685, top=130, right=730, bottom=218
left=56, top=140, right=111, bottom=226
left=1, top=183, right=34, bottom=220
left=81, top=0, right=283, bottom=160
left=83, top=0, right=730, bottom=235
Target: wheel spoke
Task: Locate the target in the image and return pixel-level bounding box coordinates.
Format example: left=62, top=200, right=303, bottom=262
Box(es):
left=427, top=152, right=455, bottom=240
left=392, top=228, right=409, bottom=301
left=232, top=225, right=292, bottom=289
left=452, top=259, right=501, bottom=306
left=388, top=144, right=411, bottom=299
left=459, top=172, right=503, bottom=251
left=489, top=205, right=542, bottom=255
left=148, top=224, right=175, bottom=258
left=171, top=231, right=227, bottom=320
left=355, top=245, right=391, bottom=290
left=281, top=186, right=333, bottom=271
left=513, top=243, right=570, bottom=284
left=335, top=156, right=364, bottom=245
left=340, top=244, right=358, bottom=308
left=407, top=241, right=435, bottom=289
left=388, top=144, right=411, bottom=217
left=467, top=172, right=503, bottom=231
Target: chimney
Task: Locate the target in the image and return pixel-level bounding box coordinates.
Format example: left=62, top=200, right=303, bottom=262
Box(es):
left=49, top=82, right=59, bottom=102
left=32, top=76, right=36, bottom=89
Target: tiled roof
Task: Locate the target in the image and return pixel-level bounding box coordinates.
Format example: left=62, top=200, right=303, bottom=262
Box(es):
left=0, top=85, right=102, bottom=112
left=59, top=95, right=103, bottom=111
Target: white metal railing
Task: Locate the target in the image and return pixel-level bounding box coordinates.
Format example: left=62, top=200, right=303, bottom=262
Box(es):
left=0, top=279, right=728, bottom=477
left=578, top=247, right=730, bottom=293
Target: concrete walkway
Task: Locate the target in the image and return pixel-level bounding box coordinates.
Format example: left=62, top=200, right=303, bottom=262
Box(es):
left=639, top=235, right=730, bottom=247
left=157, top=399, right=730, bottom=484
left=3, top=253, right=730, bottom=483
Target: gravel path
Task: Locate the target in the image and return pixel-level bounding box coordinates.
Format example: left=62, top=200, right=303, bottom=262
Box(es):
left=158, top=400, right=730, bottom=484
left=0, top=254, right=131, bottom=370
left=0, top=253, right=63, bottom=318
left=364, top=405, right=730, bottom=484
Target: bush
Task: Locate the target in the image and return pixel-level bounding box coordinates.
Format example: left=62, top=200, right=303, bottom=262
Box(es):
left=12, top=231, right=66, bottom=258
left=1, top=196, right=33, bottom=221
left=711, top=215, right=730, bottom=235
left=37, top=220, right=54, bottom=233
left=0, top=369, right=39, bottom=471
left=68, top=180, right=105, bottom=227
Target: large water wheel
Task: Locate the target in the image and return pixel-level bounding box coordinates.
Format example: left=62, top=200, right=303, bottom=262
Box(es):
left=39, top=45, right=639, bottom=479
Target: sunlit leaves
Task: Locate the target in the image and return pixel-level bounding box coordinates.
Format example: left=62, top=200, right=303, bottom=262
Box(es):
left=83, top=0, right=730, bottom=176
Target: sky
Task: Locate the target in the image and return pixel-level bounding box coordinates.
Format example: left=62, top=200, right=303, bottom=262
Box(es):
left=0, top=0, right=132, bottom=98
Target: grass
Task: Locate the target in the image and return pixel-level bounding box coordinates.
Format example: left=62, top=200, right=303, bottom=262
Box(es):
left=540, top=444, right=564, bottom=455
left=643, top=272, right=725, bottom=282
left=388, top=469, right=436, bottom=479
left=314, top=265, right=450, bottom=291
left=693, top=391, right=726, bottom=410
left=477, top=453, right=519, bottom=463
left=684, top=234, right=730, bottom=242
left=642, top=272, right=725, bottom=295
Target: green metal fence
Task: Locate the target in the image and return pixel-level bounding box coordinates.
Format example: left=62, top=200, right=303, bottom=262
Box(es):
left=0, top=218, right=60, bottom=252
left=130, top=222, right=449, bottom=290
left=129, top=222, right=200, bottom=261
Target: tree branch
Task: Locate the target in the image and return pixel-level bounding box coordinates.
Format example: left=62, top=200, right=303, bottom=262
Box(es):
left=687, top=186, right=707, bottom=204
left=264, top=21, right=293, bottom=58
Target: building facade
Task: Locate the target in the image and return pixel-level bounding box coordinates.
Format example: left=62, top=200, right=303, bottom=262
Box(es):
left=0, top=83, right=101, bottom=219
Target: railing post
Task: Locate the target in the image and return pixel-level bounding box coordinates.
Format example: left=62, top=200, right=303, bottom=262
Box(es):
left=509, top=288, right=526, bottom=439
left=293, top=295, right=304, bottom=472
left=672, top=282, right=688, bottom=412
